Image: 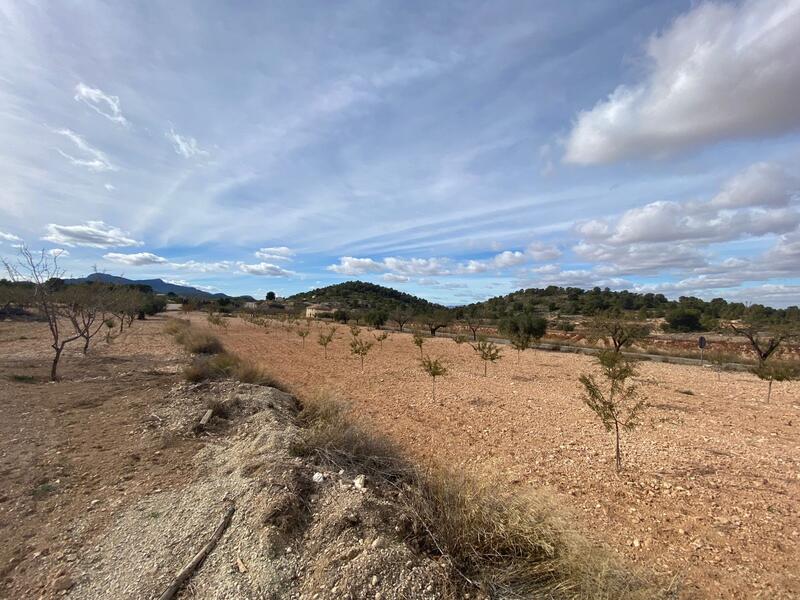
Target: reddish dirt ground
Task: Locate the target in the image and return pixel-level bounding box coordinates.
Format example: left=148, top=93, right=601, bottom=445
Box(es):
left=206, top=314, right=800, bottom=600
left=0, top=316, right=201, bottom=598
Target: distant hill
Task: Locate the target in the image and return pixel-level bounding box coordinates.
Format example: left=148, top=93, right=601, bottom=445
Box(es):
left=288, top=281, right=445, bottom=313
left=64, top=273, right=229, bottom=299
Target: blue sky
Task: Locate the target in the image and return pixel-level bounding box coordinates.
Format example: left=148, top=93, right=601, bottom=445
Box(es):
left=2, top=0, right=800, bottom=306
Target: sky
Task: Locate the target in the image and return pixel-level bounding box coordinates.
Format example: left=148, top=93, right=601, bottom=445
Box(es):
left=1, top=0, right=800, bottom=306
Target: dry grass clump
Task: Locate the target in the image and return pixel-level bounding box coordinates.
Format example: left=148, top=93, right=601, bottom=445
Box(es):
left=165, top=318, right=225, bottom=355
left=293, top=391, right=671, bottom=600
left=164, top=317, right=191, bottom=335
left=183, top=352, right=288, bottom=390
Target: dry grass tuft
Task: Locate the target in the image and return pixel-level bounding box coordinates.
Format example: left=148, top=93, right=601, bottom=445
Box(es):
left=183, top=351, right=288, bottom=390
left=293, top=391, right=672, bottom=600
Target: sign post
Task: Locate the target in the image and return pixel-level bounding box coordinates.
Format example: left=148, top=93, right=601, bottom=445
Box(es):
left=698, top=335, right=707, bottom=365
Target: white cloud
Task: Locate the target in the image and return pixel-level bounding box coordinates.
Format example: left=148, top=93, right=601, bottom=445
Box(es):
left=0, top=231, right=22, bottom=242
left=74, top=83, right=129, bottom=126
left=460, top=250, right=526, bottom=273
left=104, top=183, right=115, bottom=191
left=255, top=246, right=294, bottom=261
left=710, top=162, right=797, bottom=208
left=103, top=252, right=168, bottom=266
left=564, top=0, right=800, bottom=164
left=382, top=273, right=409, bottom=283
left=328, top=257, right=385, bottom=275
left=167, top=127, right=209, bottom=158
left=47, top=248, right=69, bottom=257
left=526, top=241, right=561, bottom=261
left=238, top=262, right=293, bottom=277
left=169, top=260, right=233, bottom=273
left=54, top=128, right=116, bottom=172
left=43, top=221, right=142, bottom=248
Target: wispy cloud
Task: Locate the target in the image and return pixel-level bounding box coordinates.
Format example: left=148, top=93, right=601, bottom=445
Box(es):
left=254, top=246, right=294, bottom=261
left=103, top=251, right=167, bottom=266
left=74, top=83, right=129, bottom=126
left=167, top=126, right=209, bottom=158
left=238, top=262, right=293, bottom=277
left=0, top=231, right=22, bottom=243
left=53, top=128, right=116, bottom=172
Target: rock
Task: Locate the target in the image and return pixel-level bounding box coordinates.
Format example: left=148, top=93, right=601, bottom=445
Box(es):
left=371, top=536, right=385, bottom=549
left=52, top=575, right=74, bottom=592
left=312, top=472, right=324, bottom=484
left=353, top=474, right=366, bottom=490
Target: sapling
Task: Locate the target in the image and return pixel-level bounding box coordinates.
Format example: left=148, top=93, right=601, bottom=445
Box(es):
left=579, top=351, right=647, bottom=472
left=349, top=324, right=361, bottom=337
left=420, top=355, right=447, bottom=402
left=751, top=362, right=798, bottom=403
left=297, top=328, right=310, bottom=347
left=349, top=337, right=373, bottom=371
left=412, top=331, right=425, bottom=357
left=318, top=328, right=336, bottom=358
left=373, top=330, right=389, bottom=349
left=452, top=334, right=468, bottom=345
left=470, top=338, right=502, bottom=377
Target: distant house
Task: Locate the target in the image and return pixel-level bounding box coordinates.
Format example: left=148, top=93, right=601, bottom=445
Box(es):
left=305, top=303, right=335, bottom=318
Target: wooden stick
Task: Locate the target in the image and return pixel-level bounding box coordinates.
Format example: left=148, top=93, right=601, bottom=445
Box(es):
left=157, top=502, right=235, bottom=600
left=199, top=409, right=213, bottom=427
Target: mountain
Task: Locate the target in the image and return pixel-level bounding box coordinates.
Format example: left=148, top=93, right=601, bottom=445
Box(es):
left=287, top=281, right=445, bottom=313
left=64, top=273, right=228, bottom=299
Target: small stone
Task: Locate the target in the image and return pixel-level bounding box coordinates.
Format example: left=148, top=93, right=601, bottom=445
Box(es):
left=371, top=536, right=385, bottom=549
left=312, top=472, right=324, bottom=484
left=52, top=575, right=74, bottom=592
left=371, top=575, right=379, bottom=586
left=354, top=474, right=366, bottom=490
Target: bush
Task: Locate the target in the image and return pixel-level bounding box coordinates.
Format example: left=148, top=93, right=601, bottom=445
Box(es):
left=183, top=351, right=288, bottom=390
left=663, top=308, right=704, bottom=332
left=176, top=329, right=225, bottom=354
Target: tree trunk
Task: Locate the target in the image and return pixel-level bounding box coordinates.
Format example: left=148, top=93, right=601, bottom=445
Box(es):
left=432, top=377, right=436, bottom=402
left=614, top=421, right=621, bottom=472
left=766, top=379, right=773, bottom=403
left=83, top=335, right=90, bottom=354
left=484, top=361, right=487, bottom=377
left=50, top=345, right=63, bottom=382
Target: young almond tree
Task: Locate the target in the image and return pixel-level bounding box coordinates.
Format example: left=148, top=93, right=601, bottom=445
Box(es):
left=751, top=362, right=798, bottom=403
left=318, top=327, right=336, bottom=359
left=349, top=323, right=361, bottom=338
left=470, top=338, right=502, bottom=377
left=349, top=337, right=373, bottom=371
left=420, top=355, right=447, bottom=401
left=579, top=351, right=647, bottom=472
left=372, top=330, right=389, bottom=349
left=297, top=327, right=310, bottom=347
left=452, top=334, right=468, bottom=345
left=412, top=331, right=425, bottom=357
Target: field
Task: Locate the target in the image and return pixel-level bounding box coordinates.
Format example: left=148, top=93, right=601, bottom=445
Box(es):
left=209, top=314, right=799, bottom=599
left=1, top=312, right=798, bottom=599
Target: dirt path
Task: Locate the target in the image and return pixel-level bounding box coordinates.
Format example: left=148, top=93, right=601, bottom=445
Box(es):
left=207, top=315, right=800, bottom=599
left=0, top=316, right=202, bottom=598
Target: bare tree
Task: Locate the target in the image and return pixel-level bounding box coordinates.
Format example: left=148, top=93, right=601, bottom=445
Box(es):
left=421, top=310, right=451, bottom=337
left=579, top=351, right=647, bottom=471
left=3, top=247, right=82, bottom=380
left=60, top=284, right=111, bottom=354
left=420, top=355, right=447, bottom=401
left=589, top=314, right=651, bottom=354
left=390, top=309, right=413, bottom=332
left=464, top=315, right=483, bottom=341
left=730, top=321, right=797, bottom=402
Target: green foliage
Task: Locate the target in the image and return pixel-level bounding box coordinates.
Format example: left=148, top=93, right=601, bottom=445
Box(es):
left=333, top=309, right=349, bottom=323
left=420, top=355, right=447, bottom=401
left=471, top=338, right=502, bottom=376
left=317, top=327, right=336, bottom=358
left=579, top=351, right=647, bottom=471
left=372, top=330, right=389, bottom=348
left=288, top=281, right=443, bottom=317
left=349, top=336, right=373, bottom=370
left=452, top=334, right=468, bottom=345
left=365, top=309, right=388, bottom=329
left=500, top=314, right=547, bottom=359
left=296, top=327, right=310, bottom=346
left=663, top=308, right=704, bottom=332
left=412, top=331, right=425, bottom=356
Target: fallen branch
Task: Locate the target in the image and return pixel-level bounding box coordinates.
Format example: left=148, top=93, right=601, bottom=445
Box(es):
left=199, top=409, right=213, bottom=427
left=157, top=502, right=236, bottom=600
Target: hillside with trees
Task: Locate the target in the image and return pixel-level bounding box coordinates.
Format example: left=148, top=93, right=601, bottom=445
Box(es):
left=288, top=281, right=445, bottom=313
